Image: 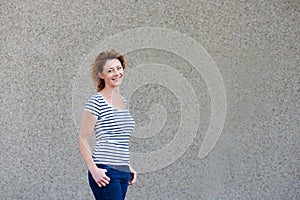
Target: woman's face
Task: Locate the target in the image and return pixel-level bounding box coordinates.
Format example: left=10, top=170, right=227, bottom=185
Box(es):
left=99, top=59, right=124, bottom=88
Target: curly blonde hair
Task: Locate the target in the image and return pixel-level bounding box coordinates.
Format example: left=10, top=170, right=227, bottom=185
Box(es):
left=91, top=50, right=127, bottom=91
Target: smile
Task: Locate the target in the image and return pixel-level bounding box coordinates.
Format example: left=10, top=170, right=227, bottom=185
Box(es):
left=112, top=76, right=122, bottom=81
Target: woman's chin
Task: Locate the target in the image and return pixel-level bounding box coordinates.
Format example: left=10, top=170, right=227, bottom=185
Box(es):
left=111, top=82, right=122, bottom=87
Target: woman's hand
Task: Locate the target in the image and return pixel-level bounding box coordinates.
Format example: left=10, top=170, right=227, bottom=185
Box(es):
left=129, top=165, right=137, bottom=185
left=90, top=167, right=111, bottom=187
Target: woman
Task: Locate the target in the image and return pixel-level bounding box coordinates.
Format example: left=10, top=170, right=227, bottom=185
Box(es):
left=78, top=50, right=137, bottom=200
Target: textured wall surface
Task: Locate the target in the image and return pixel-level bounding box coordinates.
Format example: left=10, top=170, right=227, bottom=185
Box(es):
left=1, top=1, right=299, bottom=199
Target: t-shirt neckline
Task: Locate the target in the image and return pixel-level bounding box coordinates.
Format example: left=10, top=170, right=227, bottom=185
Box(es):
left=98, top=93, right=128, bottom=111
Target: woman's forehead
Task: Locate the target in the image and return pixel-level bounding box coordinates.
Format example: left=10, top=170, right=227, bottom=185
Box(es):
left=103, top=59, right=121, bottom=70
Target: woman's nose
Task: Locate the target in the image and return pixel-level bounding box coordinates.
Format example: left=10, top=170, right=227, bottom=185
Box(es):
left=113, top=70, right=119, bottom=75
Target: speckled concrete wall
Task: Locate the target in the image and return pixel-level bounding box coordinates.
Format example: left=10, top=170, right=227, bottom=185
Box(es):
left=1, top=1, right=299, bottom=199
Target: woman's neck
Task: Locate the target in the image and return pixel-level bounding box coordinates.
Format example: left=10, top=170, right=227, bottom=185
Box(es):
left=100, top=87, right=120, bottom=98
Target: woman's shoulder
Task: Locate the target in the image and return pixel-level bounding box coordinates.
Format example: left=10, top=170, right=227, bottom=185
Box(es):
left=121, top=95, right=129, bottom=103
left=87, top=93, right=105, bottom=103
left=90, top=92, right=101, bottom=99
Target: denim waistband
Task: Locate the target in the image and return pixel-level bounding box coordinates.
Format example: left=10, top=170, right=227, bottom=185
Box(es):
left=96, top=164, right=130, bottom=173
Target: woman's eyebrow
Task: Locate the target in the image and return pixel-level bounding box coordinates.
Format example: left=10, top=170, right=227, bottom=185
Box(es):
left=104, top=65, right=121, bottom=72
left=109, top=65, right=120, bottom=69
left=110, top=64, right=122, bottom=69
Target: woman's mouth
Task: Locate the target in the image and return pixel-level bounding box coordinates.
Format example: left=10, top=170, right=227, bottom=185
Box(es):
left=112, top=76, right=122, bottom=81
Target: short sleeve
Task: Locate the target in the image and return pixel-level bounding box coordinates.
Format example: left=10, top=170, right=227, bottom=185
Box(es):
left=84, top=96, right=101, bottom=118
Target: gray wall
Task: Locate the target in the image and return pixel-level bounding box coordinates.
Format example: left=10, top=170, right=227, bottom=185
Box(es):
left=1, top=1, right=299, bottom=199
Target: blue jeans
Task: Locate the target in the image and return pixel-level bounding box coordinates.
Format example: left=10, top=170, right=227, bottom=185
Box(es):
left=88, top=164, right=131, bottom=200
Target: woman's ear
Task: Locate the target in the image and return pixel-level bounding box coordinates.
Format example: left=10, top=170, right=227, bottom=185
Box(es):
left=98, top=72, right=103, bottom=79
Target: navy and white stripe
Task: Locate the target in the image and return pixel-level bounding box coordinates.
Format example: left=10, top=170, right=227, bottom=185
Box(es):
left=84, top=93, right=135, bottom=166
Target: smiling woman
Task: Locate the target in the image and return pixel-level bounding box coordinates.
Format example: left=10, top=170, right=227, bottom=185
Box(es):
left=78, top=50, right=137, bottom=200
left=91, top=50, right=127, bottom=92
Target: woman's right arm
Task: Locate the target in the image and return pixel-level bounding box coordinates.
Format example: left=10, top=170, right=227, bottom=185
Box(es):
left=78, top=110, right=110, bottom=187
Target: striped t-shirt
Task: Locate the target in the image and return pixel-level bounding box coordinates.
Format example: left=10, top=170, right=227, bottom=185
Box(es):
left=84, top=93, right=135, bottom=166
